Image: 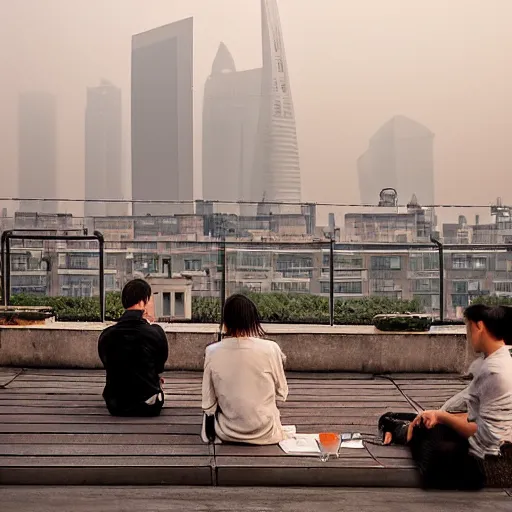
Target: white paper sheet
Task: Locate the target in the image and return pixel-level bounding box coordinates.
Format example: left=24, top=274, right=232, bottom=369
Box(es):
left=279, top=434, right=321, bottom=455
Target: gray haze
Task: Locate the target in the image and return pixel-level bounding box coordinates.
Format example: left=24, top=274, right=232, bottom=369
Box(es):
left=0, top=0, right=511, bottom=217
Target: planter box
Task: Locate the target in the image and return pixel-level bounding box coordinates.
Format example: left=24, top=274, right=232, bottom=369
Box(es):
left=0, top=306, right=55, bottom=326
left=373, top=314, right=432, bottom=333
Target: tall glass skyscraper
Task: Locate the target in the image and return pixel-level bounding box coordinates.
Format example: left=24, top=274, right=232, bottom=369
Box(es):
left=202, top=43, right=262, bottom=206
left=131, top=18, right=193, bottom=215
left=253, top=0, right=302, bottom=209
left=18, top=92, right=58, bottom=213
left=358, top=116, right=435, bottom=206
left=85, top=80, right=125, bottom=217
left=202, top=0, right=301, bottom=212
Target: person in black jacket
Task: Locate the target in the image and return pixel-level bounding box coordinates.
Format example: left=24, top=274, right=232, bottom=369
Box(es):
left=98, top=279, right=168, bottom=416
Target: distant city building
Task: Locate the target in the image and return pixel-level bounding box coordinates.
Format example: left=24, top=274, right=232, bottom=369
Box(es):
left=11, top=204, right=512, bottom=320
left=202, top=43, right=262, bottom=206
left=18, top=92, right=58, bottom=213
left=85, top=80, right=126, bottom=217
left=131, top=18, right=194, bottom=215
left=442, top=199, right=512, bottom=245
left=358, top=116, right=435, bottom=206
left=345, top=194, right=435, bottom=243
left=252, top=0, right=302, bottom=210
left=202, top=0, right=301, bottom=213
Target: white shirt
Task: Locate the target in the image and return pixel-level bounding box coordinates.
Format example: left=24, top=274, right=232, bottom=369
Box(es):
left=202, top=337, right=288, bottom=445
left=467, top=346, right=512, bottom=459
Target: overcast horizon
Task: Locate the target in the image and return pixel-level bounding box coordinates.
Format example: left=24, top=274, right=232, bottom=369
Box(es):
left=0, top=0, right=510, bottom=222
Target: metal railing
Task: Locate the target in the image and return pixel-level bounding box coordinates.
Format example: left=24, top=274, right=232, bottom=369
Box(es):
left=1, top=230, right=512, bottom=324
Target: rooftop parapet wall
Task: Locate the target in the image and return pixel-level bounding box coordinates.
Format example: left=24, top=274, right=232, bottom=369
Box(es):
left=0, top=324, right=475, bottom=374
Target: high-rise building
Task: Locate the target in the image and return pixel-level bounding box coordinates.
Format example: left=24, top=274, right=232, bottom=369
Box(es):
left=358, top=115, right=435, bottom=206
left=252, top=0, right=301, bottom=210
left=18, top=92, right=58, bottom=213
left=85, top=80, right=126, bottom=217
left=202, top=43, right=262, bottom=207
left=131, top=18, right=193, bottom=216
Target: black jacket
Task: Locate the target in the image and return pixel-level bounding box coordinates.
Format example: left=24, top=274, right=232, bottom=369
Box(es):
left=98, top=310, right=168, bottom=414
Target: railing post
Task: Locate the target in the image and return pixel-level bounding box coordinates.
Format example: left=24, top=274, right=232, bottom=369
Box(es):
left=5, top=235, right=11, bottom=306
left=329, top=238, right=334, bottom=326
left=218, top=240, right=227, bottom=341
left=0, top=231, right=6, bottom=306
left=431, top=236, right=444, bottom=323
left=94, top=231, right=105, bottom=322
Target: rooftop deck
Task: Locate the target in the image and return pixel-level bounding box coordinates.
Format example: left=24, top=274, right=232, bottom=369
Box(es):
left=2, top=487, right=511, bottom=511
left=1, top=367, right=494, bottom=488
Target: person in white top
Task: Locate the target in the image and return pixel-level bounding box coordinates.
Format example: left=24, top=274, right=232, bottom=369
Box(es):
left=379, top=304, right=512, bottom=489
left=202, top=294, right=288, bottom=445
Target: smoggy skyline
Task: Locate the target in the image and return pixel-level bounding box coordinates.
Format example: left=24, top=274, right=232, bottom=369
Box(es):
left=0, top=0, right=510, bottom=218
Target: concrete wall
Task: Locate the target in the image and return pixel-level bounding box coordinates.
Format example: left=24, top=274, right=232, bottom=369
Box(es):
left=0, top=324, right=474, bottom=373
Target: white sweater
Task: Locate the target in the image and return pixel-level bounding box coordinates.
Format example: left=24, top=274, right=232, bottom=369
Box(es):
left=202, top=337, right=289, bottom=445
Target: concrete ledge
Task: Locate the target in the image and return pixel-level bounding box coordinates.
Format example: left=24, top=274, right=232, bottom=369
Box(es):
left=0, top=323, right=474, bottom=373
left=215, top=465, right=420, bottom=488
left=0, top=464, right=214, bottom=486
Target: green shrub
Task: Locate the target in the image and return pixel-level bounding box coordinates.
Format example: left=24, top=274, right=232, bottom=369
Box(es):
left=334, top=296, right=421, bottom=325
left=11, top=292, right=423, bottom=325
left=191, top=293, right=422, bottom=325
left=192, top=296, right=221, bottom=323
left=470, top=295, right=512, bottom=307
left=10, top=293, right=123, bottom=322
left=373, top=314, right=432, bottom=332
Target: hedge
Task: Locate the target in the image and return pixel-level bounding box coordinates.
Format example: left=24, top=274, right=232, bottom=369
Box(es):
left=192, top=293, right=422, bottom=325
left=10, top=293, right=124, bottom=322
left=10, top=292, right=422, bottom=325
left=471, top=296, right=512, bottom=307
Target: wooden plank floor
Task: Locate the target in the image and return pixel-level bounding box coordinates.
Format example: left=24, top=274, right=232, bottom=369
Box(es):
left=0, top=368, right=471, bottom=486
left=2, top=487, right=511, bottom=512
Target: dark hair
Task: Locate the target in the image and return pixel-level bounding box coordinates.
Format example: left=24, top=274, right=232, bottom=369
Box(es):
left=122, top=279, right=152, bottom=309
left=464, top=304, right=512, bottom=344
left=223, top=294, right=265, bottom=338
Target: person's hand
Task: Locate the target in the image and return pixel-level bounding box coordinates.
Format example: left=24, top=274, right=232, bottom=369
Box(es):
left=144, top=296, right=156, bottom=323
left=144, top=313, right=155, bottom=323
left=422, top=410, right=444, bottom=429
left=413, top=410, right=443, bottom=430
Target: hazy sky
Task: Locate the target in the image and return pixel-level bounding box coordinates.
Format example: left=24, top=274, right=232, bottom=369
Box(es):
left=0, top=0, right=511, bottom=219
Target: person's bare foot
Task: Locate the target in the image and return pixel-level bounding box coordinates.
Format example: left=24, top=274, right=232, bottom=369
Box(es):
left=383, top=432, right=393, bottom=445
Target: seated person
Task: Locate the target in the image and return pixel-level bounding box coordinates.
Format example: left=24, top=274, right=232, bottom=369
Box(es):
left=379, top=304, right=512, bottom=489
left=202, top=294, right=288, bottom=445
left=98, top=279, right=168, bottom=417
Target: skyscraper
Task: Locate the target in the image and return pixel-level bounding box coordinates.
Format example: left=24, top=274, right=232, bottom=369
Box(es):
left=358, top=116, right=435, bottom=206
left=253, top=0, right=302, bottom=210
left=85, top=80, right=125, bottom=217
left=18, top=92, right=58, bottom=213
left=131, top=18, right=193, bottom=216
left=202, top=43, right=262, bottom=206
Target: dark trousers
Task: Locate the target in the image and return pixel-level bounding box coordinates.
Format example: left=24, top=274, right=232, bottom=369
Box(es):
left=107, top=392, right=164, bottom=417
left=410, top=424, right=485, bottom=490
left=379, top=412, right=485, bottom=490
